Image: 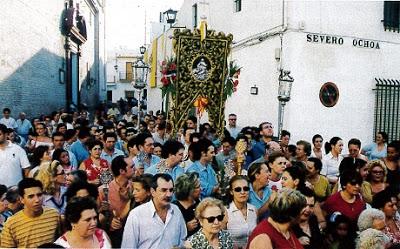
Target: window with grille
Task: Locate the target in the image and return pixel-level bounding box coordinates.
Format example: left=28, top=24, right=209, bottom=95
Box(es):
left=383, top=1, right=400, bottom=32
left=374, top=78, right=400, bottom=142
left=234, top=0, right=242, bottom=12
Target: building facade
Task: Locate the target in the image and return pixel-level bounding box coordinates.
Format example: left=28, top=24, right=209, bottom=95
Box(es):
left=0, top=0, right=106, bottom=117
left=149, top=0, right=400, bottom=146
left=106, top=52, right=141, bottom=103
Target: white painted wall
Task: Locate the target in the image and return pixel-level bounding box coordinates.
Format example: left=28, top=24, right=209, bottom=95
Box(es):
left=152, top=0, right=400, bottom=147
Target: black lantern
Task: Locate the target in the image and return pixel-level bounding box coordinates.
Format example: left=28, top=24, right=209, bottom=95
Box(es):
left=139, top=46, right=146, bottom=55
left=278, top=70, right=294, bottom=102
left=164, top=9, right=178, bottom=24
left=132, top=58, right=149, bottom=90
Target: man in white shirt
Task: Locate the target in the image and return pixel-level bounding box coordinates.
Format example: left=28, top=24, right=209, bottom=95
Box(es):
left=121, top=173, right=187, bottom=249
left=0, top=124, right=30, bottom=187
left=0, top=108, right=17, bottom=129
left=226, top=113, right=241, bottom=139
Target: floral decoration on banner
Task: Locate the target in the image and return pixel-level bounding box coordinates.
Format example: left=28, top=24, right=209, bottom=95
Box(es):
left=160, top=57, right=177, bottom=98
left=224, top=60, right=242, bottom=99
left=194, top=96, right=208, bottom=117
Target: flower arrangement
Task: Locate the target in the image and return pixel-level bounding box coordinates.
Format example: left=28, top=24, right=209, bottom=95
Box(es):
left=160, top=57, right=176, bottom=98
left=224, top=60, right=241, bottom=99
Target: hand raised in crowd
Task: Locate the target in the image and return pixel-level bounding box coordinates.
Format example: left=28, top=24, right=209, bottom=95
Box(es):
left=186, top=218, right=199, bottom=232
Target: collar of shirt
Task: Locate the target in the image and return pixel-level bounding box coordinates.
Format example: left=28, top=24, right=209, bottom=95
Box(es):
left=229, top=201, right=256, bottom=213
left=149, top=200, right=175, bottom=218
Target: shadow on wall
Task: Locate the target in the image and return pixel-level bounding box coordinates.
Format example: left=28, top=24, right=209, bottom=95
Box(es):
left=0, top=48, right=66, bottom=116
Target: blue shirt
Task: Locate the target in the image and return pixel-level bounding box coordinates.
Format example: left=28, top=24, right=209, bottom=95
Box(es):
left=16, top=119, right=32, bottom=135
left=70, top=139, right=89, bottom=164
left=252, top=141, right=267, bottom=160
left=186, top=161, right=218, bottom=198
left=133, top=154, right=161, bottom=170
left=145, top=160, right=184, bottom=182
left=248, top=184, right=272, bottom=210
left=100, top=148, right=125, bottom=165
left=121, top=200, right=187, bottom=249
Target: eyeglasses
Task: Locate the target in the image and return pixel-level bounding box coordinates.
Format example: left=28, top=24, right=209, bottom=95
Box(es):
left=203, top=214, right=224, bottom=223
left=263, top=125, right=273, bottom=129
left=372, top=170, right=384, bottom=174
left=55, top=170, right=65, bottom=176
left=233, top=186, right=250, bottom=192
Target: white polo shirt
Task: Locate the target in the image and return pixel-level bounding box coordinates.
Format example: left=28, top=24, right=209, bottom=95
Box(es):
left=0, top=141, right=30, bottom=187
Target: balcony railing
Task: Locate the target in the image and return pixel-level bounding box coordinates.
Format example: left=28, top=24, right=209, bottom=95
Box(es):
left=118, top=71, right=133, bottom=82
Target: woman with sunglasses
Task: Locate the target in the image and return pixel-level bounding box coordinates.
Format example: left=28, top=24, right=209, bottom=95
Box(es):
left=36, top=160, right=67, bottom=214
left=185, top=198, right=233, bottom=249
left=224, top=175, right=257, bottom=249
left=366, top=160, right=388, bottom=196
left=322, top=170, right=366, bottom=224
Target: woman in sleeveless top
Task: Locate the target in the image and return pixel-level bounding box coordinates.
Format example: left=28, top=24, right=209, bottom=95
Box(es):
left=79, top=140, right=110, bottom=186
left=26, top=122, right=53, bottom=152
left=55, top=196, right=112, bottom=249
left=247, top=189, right=306, bottom=249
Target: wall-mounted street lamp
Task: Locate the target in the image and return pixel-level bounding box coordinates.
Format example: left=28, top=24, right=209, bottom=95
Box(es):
left=164, top=8, right=178, bottom=26
left=250, top=85, right=258, bottom=95
left=277, top=69, right=294, bottom=136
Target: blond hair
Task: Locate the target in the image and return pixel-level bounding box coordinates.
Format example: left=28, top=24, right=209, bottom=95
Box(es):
left=195, top=197, right=225, bottom=220
left=35, top=160, right=61, bottom=195
left=366, top=160, right=387, bottom=182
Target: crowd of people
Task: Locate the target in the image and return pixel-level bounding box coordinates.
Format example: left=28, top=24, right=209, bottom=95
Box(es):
left=0, top=105, right=400, bottom=249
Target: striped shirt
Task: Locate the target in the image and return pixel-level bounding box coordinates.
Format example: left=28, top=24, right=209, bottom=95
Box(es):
left=0, top=207, right=59, bottom=248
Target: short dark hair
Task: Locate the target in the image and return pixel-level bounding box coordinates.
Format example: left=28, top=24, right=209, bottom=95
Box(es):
left=0, top=124, right=8, bottom=134
left=312, top=134, right=323, bottom=144
left=187, top=115, right=197, bottom=124
left=65, top=181, right=98, bottom=202
left=372, top=189, right=397, bottom=209
left=127, top=136, right=138, bottom=150
left=52, top=132, right=65, bottom=140
left=3, top=108, right=11, bottom=114
left=192, top=138, right=213, bottom=161
left=296, top=140, right=312, bottom=156
left=18, top=178, right=43, bottom=197
left=0, top=184, right=7, bottom=198
left=307, top=157, right=323, bottom=171
left=132, top=174, right=153, bottom=192
left=64, top=129, right=77, bottom=140
left=157, top=121, right=167, bottom=130
left=150, top=173, right=173, bottom=190
left=86, top=139, right=103, bottom=151
left=340, top=170, right=362, bottom=188
left=189, top=132, right=201, bottom=143
left=103, top=132, right=117, bottom=141
left=65, top=196, right=98, bottom=230
left=162, top=140, right=184, bottom=159
left=339, top=157, right=367, bottom=175
left=221, top=136, right=236, bottom=146
left=280, top=130, right=291, bottom=138
left=136, top=132, right=153, bottom=147
left=348, top=138, right=361, bottom=148
left=52, top=148, right=68, bottom=162
left=378, top=131, right=389, bottom=142
left=111, top=155, right=128, bottom=177
left=77, top=127, right=91, bottom=139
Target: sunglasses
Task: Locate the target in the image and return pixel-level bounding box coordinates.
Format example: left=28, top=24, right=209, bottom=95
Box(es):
left=349, top=181, right=362, bottom=186
left=203, top=214, right=224, bottom=223
left=233, top=186, right=250, bottom=192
